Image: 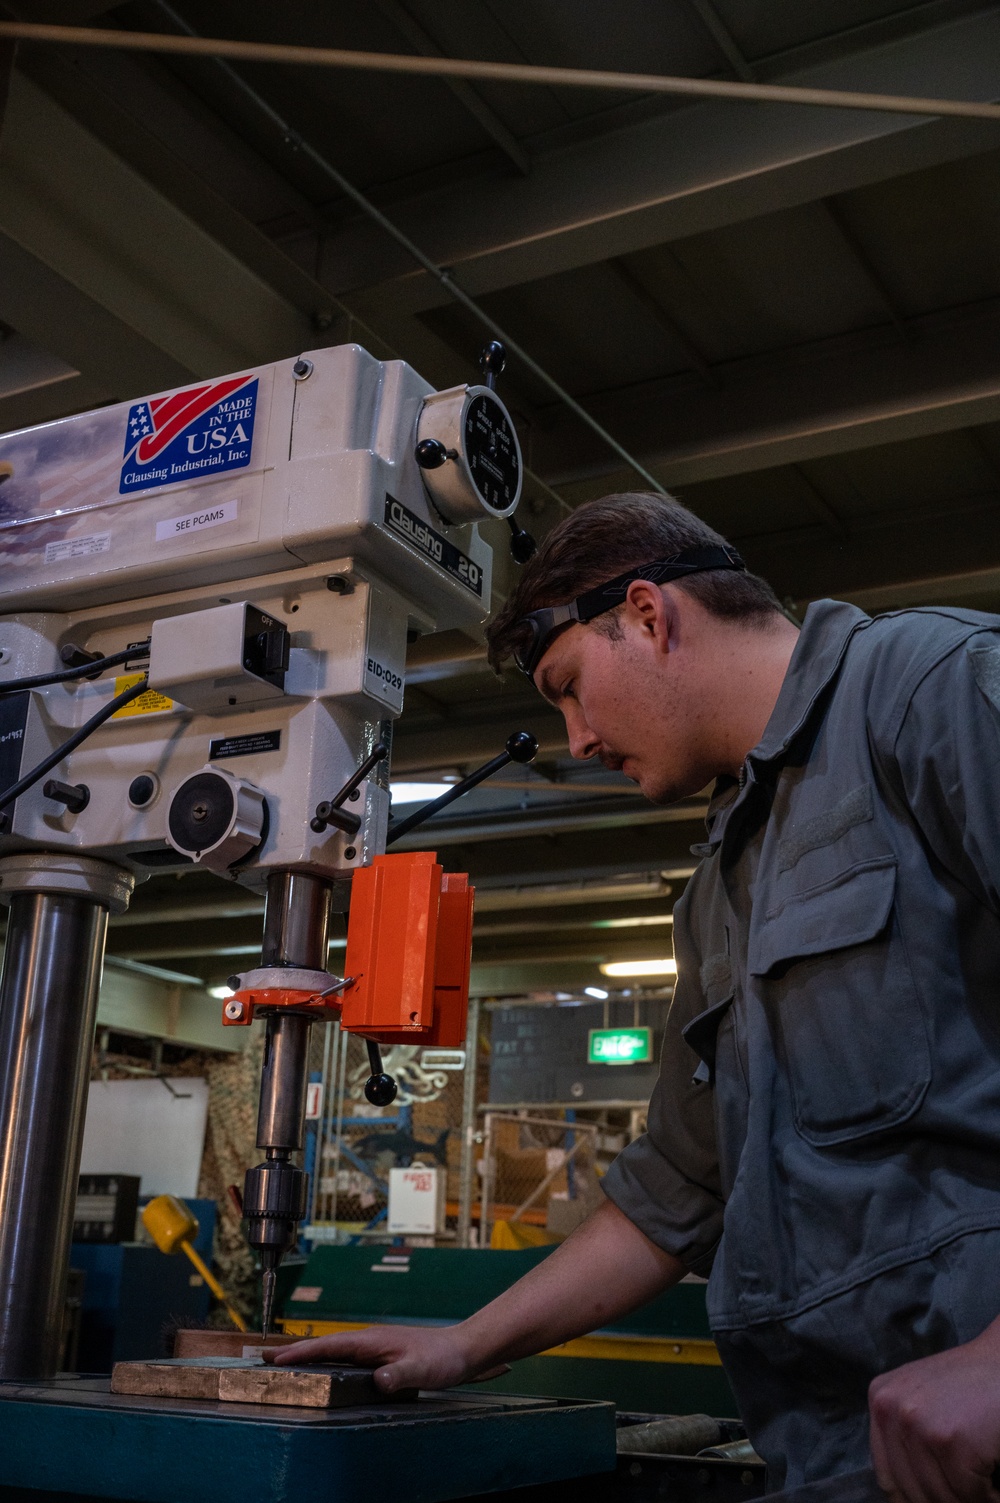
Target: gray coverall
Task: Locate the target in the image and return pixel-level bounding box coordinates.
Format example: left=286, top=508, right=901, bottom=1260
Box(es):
left=602, top=600, right=1000, bottom=1489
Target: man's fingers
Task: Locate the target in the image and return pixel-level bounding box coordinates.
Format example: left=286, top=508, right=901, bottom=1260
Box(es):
left=872, top=1382, right=987, bottom=1503
left=269, top=1332, right=383, bottom=1367
left=869, top=1400, right=894, bottom=1497
left=880, top=1426, right=941, bottom=1503
left=373, top=1357, right=423, bottom=1393
left=464, top=1364, right=512, bottom=1382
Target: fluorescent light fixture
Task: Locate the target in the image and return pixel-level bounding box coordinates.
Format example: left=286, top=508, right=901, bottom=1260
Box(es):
left=390, top=781, right=455, bottom=804
left=596, top=914, right=673, bottom=929
left=208, top=984, right=234, bottom=999
left=600, top=958, right=677, bottom=978
left=584, top=986, right=609, bottom=1000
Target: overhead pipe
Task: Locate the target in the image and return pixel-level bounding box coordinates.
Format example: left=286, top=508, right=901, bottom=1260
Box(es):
left=3, top=22, right=1000, bottom=123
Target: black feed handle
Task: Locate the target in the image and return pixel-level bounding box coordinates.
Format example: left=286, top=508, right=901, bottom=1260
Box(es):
left=385, top=731, right=538, bottom=846
left=311, top=741, right=388, bottom=835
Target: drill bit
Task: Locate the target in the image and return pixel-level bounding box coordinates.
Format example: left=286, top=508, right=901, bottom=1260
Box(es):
left=261, top=1265, right=276, bottom=1340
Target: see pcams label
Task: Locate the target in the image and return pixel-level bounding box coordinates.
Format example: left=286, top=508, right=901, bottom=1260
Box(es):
left=155, top=498, right=238, bottom=543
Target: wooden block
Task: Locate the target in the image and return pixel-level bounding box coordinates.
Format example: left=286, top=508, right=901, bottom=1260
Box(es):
left=172, top=1329, right=297, bottom=1359
left=217, top=1364, right=383, bottom=1409
left=111, top=1357, right=405, bottom=1409
left=112, top=1358, right=234, bottom=1400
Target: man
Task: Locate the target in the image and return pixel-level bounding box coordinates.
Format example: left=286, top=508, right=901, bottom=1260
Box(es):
left=273, top=493, right=1000, bottom=1501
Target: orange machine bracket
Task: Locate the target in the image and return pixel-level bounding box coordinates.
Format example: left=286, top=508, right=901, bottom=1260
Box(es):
left=222, top=852, right=474, bottom=1046
left=340, top=852, right=473, bottom=1047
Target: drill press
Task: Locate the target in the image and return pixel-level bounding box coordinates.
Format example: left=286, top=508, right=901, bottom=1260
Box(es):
left=0, top=341, right=616, bottom=1503
left=0, top=339, right=525, bottom=1362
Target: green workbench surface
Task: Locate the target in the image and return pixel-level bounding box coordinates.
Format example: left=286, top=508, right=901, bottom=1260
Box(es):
left=0, top=1375, right=614, bottom=1503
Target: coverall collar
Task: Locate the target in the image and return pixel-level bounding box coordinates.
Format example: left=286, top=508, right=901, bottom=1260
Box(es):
left=703, top=599, right=871, bottom=841
left=750, top=598, right=870, bottom=766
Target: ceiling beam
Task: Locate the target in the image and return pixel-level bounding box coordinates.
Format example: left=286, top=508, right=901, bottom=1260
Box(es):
left=686, top=0, right=755, bottom=83
left=529, top=295, right=1000, bottom=492
left=370, top=0, right=529, bottom=175
left=329, top=11, right=1000, bottom=325
left=471, top=932, right=676, bottom=967
left=0, top=69, right=313, bottom=399
left=0, top=37, right=14, bottom=136
left=393, top=700, right=569, bottom=773
left=437, top=820, right=701, bottom=888
left=753, top=487, right=1000, bottom=607
left=16, top=43, right=341, bottom=323
left=390, top=795, right=707, bottom=850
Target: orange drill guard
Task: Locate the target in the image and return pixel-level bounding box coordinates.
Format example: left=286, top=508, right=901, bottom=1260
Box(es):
left=223, top=852, right=473, bottom=1049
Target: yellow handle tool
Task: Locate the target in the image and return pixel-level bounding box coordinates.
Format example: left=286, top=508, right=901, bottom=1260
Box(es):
left=142, top=1194, right=248, bottom=1333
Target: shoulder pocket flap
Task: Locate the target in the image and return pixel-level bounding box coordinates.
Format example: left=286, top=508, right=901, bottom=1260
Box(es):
left=681, top=994, right=734, bottom=1072
left=749, top=857, right=896, bottom=978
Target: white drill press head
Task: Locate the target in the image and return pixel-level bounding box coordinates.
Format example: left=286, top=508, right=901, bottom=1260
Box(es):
left=0, top=344, right=522, bottom=889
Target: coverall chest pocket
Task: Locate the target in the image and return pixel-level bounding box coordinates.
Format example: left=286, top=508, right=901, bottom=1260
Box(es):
left=749, top=857, right=931, bottom=1146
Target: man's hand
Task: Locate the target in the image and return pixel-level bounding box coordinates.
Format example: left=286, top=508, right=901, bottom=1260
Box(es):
left=869, top=1325, right=1000, bottom=1503
left=264, top=1323, right=488, bottom=1394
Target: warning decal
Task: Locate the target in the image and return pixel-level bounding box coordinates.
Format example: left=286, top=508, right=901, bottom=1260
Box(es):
left=111, top=673, right=174, bottom=719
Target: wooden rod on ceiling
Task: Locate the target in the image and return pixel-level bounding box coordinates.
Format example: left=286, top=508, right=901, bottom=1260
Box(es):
left=0, top=20, right=999, bottom=123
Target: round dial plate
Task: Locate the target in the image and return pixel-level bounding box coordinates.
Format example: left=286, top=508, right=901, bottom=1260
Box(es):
left=464, top=393, right=520, bottom=513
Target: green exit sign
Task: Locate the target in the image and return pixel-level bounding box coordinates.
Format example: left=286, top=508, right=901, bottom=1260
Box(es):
left=588, top=1027, right=653, bottom=1065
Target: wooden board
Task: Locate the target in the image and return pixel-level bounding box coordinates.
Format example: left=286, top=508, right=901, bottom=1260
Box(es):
left=172, top=1329, right=298, bottom=1359
left=110, top=1357, right=409, bottom=1409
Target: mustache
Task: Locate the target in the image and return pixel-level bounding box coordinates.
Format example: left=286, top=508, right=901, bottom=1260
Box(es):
left=598, top=749, right=627, bottom=772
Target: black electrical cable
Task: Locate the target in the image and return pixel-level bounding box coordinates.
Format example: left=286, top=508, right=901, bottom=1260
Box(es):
left=0, top=676, right=151, bottom=813
left=0, top=642, right=150, bottom=695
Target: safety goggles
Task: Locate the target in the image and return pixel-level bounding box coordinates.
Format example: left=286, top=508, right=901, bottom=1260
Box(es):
left=512, top=544, right=746, bottom=679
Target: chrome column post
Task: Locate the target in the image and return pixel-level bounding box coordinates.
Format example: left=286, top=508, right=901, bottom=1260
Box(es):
left=0, top=855, right=133, bottom=1381
left=245, top=870, right=332, bottom=1334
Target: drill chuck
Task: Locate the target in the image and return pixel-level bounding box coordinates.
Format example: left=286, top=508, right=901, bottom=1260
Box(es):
left=242, top=1156, right=308, bottom=1255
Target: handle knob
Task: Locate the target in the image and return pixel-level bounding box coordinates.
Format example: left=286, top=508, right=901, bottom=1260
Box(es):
left=505, top=731, right=538, bottom=764
left=507, top=515, right=536, bottom=563
left=479, top=341, right=507, bottom=391
left=43, top=779, right=90, bottom=814
left=364, top=1073, right=398, bottom=1107
left=415, top=438, right=454, bottom=470
left=363, top=1040, right=398, bottom=1107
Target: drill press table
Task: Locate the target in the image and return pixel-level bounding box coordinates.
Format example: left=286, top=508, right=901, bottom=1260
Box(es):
left=0, top=1375, right=614, bottom=1503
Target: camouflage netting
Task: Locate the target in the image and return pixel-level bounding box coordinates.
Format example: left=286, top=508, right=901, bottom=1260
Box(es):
left=90, top=1033, right=265, bottom=1329
left=196, top=1030, right=266, bottom=1327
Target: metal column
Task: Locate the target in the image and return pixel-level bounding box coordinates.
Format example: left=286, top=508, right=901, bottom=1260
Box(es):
left=244, top=870, right=332, bottom=1333
left=0, top=854, right=133, bottom=1381
left=457, top=994, right=481, bottom=1248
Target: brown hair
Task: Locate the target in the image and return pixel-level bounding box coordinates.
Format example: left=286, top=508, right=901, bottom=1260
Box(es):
left=486, top=492, right=783, bottom=671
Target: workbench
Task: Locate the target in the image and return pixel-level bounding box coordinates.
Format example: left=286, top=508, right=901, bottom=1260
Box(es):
left=0, top=1375, right=614, bottom=1503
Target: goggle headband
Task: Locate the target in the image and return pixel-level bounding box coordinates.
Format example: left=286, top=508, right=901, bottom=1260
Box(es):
left=512, top=544, right=746, bottom=678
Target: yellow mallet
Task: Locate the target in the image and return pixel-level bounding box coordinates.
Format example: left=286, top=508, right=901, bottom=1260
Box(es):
left=142, top=1194, right=248, bottom=1333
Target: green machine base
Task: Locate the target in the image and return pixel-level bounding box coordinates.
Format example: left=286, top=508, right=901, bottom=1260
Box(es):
left=0, top=1376, right=615, bottom=1503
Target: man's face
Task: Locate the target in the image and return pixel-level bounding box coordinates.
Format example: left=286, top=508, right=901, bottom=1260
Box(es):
left=532, top=590, right=716, bottom=803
